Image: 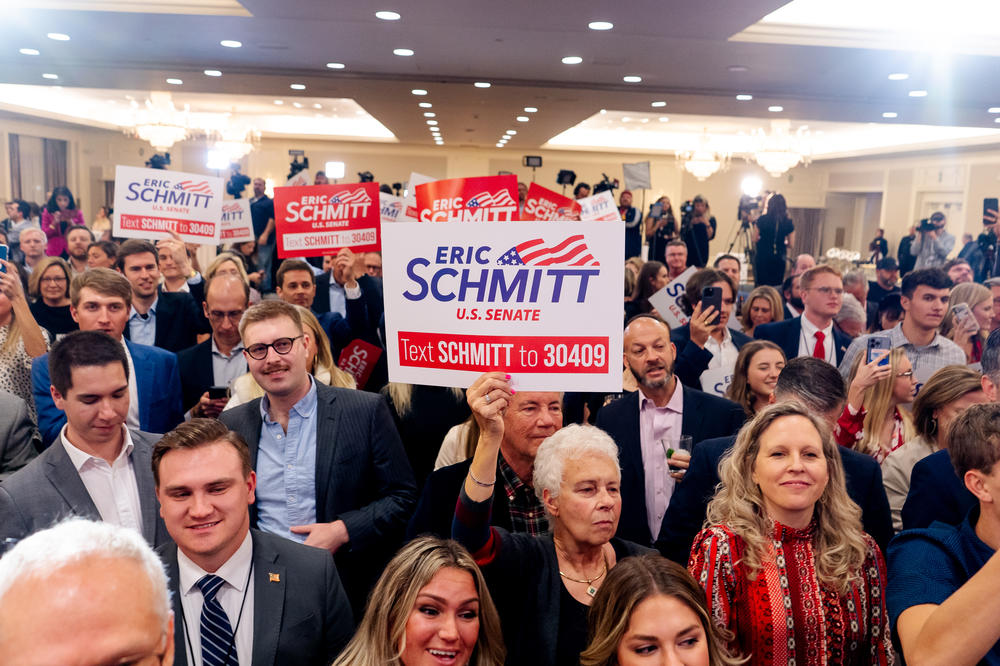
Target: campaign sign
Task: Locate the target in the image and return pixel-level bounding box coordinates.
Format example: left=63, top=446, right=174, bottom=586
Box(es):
left=220, top=199, right=254, bottom=243
left=286, top=170, right=311, bottom=187
left=415, top=175, right=519, bottom=223
left=273, top=182, right=380, bottom=259
left=647, top=266, right=698, bottom=330
left=521, top=183, right=582, bottom=221
left=380, top=192, right=405, bottom=224
left=382, top=220, right=624, bottom=391
left=113, top=166, right=223, bottom=244
left=338, top=338, right=383, bottom=389
left=578, top=191, right=620, bottom=222
left=402, top=171, right=435, bottom=222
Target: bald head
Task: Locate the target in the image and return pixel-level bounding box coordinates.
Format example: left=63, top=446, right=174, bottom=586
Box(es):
left=204, top=274, right=249, bottom=348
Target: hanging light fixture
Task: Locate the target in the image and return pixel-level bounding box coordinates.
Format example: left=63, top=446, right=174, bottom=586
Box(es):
left=212, top=125, right=261, bottom=161
left=752, top=119, right=811, bottom=177
left=126, top=92, right=191, bottom=151
left=676, top=130, right=731, bottom=181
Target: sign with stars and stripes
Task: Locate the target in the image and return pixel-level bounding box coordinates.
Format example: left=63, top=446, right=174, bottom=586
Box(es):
left=380, top=219, right=624, bottom=391
left=415, top=175, right=519, bottom=223
left=273, top=182, right=380, bottom=258
left=113, top=165, right=223, bottom=244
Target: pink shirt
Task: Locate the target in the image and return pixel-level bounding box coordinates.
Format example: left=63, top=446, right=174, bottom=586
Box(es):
left=41, top=208, right=85, bottom=256
left=638, top=379, right=684, bottom=540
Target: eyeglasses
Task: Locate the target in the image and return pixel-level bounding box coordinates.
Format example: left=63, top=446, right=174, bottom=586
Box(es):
left=207, top=309, right=245, bottom=323
left=244, top=335, right=303, bottom=360
left=40, top=276, right=67, bottom=284
left=810, top=286, right=844, bottom=297
left=897, top=370, right=914, bottom=378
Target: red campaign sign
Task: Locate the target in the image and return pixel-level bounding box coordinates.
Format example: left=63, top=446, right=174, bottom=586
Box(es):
left=273, top=182, right=380, bottom=258
left=337, top=338, right=383, bottom=389
left=118, top=215, right=217, bottom=239
left=415, top=175, right=518, bottom=223
left=521, top=183, right=582, bottom=221
left=397, top=331, right=609, bottom=373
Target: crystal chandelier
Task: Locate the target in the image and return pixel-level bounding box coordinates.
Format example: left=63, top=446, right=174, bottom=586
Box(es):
left=752, top=119, right=812, bottom=177
left=676, top=131, right=731, bottom=181
left=127, top=92, right=191, bottom=151
left=212, top=125, right=262, bottom=160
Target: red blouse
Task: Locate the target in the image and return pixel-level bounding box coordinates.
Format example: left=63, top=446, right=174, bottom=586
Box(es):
left=689, top=521, right=892, bottom=665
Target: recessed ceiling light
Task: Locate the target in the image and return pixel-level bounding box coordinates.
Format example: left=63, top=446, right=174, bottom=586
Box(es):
left=411, top=89, right=427, bottom=95
left=394, top=48, right=414, bottom=56
left=524, top=107, right=538, bottom=113
left=42, top=73, right=58, bottom=80
left=562, top=56, right=583, bottom=65
left=203, top=69, right=222, bottom=77
left=768, top=105, right=783, bottom=112
left=995, top=118, right=1000, bottom=123
left=623, top=75, right=642, bottom=83
left=47, top=33, right=70, bottom=41
left=274, top=100, right=283, bottom=105
left=728, top=65, right=749, bottom=72
left=888, top=72, right=909, bottom=80
left=375, top=10, right=401, bottom=20
left=909, top=90, right=928, bottom=97
left=19, top=48, right=39, bottom=56
left=427, top=120, right=438, bottom=125
left=506, top=130, right=517, bottom=135
left=736, top=94, right=753, bottom=101
left=290, top=83, right=306, bottom=90
left=220, top=40, right=242, bottom=48
left=293, top=102, right=303, bottom=108
left=326, top=62, right=346, bottom=69
left=418, top=102, right=432, bottom=108
left=989, top=107, right=1000, bottom=113
left=659, top=117, right=669, bottom=122
left=516, top=116, right=529, bottom=122
left=651, top=101, right=666, bottom=108
left=313, top=103, right=322, bottom=109
left=588, top=21, right=613, bottom=30
left=496, top=143, right=505, bottom=148
left=599, top=109, right=607, bottom=114
left=166, top=78, right=183, bottom=85
left=423, top=112, right=436, bottom=117
left=474, top=81, right=491, bottom=88
left=882, top=111, right=898, bottom=118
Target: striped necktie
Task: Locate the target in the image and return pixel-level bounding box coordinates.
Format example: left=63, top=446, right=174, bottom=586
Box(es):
left=196, top=574, right=238, bottom=666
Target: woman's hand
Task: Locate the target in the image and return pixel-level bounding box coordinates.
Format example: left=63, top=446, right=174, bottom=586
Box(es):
left=847, top=354, right=891, bottom=408
left=0, top=262, right=24, bottom=302
left=467, top=371, right=512, bottom=441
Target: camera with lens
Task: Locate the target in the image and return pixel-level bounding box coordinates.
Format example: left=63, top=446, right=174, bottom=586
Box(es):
left=288, top=156, right=309, bottom=180
left=226, top=165, right=251, bottom=198
left=358, top=171, right=374, bottom=183
left=918, top=218, right=936, bottom=232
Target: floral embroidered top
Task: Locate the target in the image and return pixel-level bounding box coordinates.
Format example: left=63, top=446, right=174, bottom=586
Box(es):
left=834, top=403, right=907, bottom=465
left=689, top=520, right=892, bottom=665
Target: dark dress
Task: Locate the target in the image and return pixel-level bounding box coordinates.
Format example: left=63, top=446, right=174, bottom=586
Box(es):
left=754, top=212, right=795, bottom=286
left=29, top=301, right=78, bottom=338
left=621, top=206, right=642, bottom=260
left=649, top=214, right=677, bottom=264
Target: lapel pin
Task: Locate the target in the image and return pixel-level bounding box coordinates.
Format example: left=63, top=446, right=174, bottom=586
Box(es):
left=269, top=572, right=280, bottom=583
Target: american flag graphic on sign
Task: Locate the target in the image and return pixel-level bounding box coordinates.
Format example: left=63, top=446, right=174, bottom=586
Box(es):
left=467, top=190, right=517, bottom=208
left=497, top=235, right=600, bottom=267
left=176, top=180, right=213, bottom=194
left=330, top=190, right=372, bottom=205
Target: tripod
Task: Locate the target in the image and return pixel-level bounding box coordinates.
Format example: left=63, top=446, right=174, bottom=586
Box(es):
left=726, top=216, right=757, bottom=284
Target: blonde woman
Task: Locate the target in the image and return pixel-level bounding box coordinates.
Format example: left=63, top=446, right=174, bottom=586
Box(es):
left=738, top=285, right=783, bottom=337
left=689, top=401, right=892, bottom=664
left=835, top=347, right=916, bottom=465
left=204, top=251, right=262, bottom=305
left=0, top=260, right=48, bottom=422
left=333, top=536, right=505, bottom=666
left=225, top=305, right=354, bottom=409
left=940, top=282, right=993, bottom=362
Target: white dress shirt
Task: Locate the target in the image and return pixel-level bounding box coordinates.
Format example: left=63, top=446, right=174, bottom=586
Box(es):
left=177, top=531, right=255, bottom=666
left=797, top=314, right=834, bottom=364
left=61, top=425, right=143, bottom=534
left=121, top=338, right=141, bottom=429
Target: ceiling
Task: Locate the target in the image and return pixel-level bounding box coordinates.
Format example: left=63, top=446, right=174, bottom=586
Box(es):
left=2, top=0, right=999, bottom=153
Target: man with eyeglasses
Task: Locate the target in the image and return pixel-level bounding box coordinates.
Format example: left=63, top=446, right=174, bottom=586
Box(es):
left=218, top=300, right=416, bottom=616
left=755, top=265, right=853, bottom=366
left=177, top=274, right=249, bottom=417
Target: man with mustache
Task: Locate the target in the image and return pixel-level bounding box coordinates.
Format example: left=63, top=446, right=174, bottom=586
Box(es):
left=595, top=314, right=746, bottom=546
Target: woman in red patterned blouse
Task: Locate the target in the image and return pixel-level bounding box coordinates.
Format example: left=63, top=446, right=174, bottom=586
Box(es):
left=834, top=347, right=916, bottom=465
left=689, top=402, right=892, bottom=665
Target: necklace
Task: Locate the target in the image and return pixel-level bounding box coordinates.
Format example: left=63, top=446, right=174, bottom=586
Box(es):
left=559, top=555, right=609, bottom=598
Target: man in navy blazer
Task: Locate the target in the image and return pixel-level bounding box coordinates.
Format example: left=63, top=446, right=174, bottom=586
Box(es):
left=755, top=265, right=851, bottom=366
left=32, top=269, right=183, bottom=448
left=655, top=357, right=892, bottom=563
left=596, top=315, right=746, bottom=546
left=901, top=448, right=976, bottom=530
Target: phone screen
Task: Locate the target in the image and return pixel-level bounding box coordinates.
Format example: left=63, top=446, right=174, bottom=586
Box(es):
left=985, top=198, right=999, bottom=225
left=0, top=244, right=7, bottom=273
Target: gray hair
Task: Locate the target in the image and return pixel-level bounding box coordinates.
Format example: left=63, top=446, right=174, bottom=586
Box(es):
left=841, top=270, right=867, bottom=290
left=532, top=424, right=620, bottom=505
left=0, top=519, right=171, bottom=627
left=835, top=294, right=867, bottom=325
left=18, top=227, right=46, bottom=243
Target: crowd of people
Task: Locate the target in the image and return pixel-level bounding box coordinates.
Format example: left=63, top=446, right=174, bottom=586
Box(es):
left=3, top=181, right=1000, bottom=665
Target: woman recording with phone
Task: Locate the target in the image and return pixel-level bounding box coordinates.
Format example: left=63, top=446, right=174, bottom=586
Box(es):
left=940, top=282, right=993, bottom=363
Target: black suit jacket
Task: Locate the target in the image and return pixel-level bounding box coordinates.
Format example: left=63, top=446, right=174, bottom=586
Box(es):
left=177, top=339, right=214, bottom=412
left=594, top=386, right=747, bottom=546
left=218, top=383, right=417, bottom=613
left=901, top=448, right=975, bottom=530
left=671, top=323, right=754, bottom=390
left=753, top=316, right=851, bottom=366
left=407, top=458, right=513, bottom=540
left=124, top=290, right=208, bottom=353
left=313, top=272, right=384, bottom=333
left=654, top=435, right=893, bottom=563
left=161, top=529, right=354, bottom=665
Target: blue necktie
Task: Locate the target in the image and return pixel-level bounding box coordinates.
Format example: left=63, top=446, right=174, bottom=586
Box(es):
left=196, top=574, right=238, bottom=666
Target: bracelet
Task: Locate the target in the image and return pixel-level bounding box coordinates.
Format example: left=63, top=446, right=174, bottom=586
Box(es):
left=469, top=470, right=496, bottom=488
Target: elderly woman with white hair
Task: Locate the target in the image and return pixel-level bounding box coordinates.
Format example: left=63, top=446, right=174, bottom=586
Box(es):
left=453, top=372, right=653, bottom=666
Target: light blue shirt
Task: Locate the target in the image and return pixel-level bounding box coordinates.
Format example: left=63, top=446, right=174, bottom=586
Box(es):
left=256, top=377, right=318, bottom=541
left=128, top=297, right=157, bottom=347
left=327, top=279, right=347, bottom=318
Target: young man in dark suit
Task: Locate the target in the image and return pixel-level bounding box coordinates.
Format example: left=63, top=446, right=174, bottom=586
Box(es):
left=217, top=300, right=415, bottom=614
left=595, top=314, right=746, bottom=546
left=655, top=356, right=892, bottom=563
left=755, top=264, right=852, bottom=366
left=154, top=419, right=354, bottom=664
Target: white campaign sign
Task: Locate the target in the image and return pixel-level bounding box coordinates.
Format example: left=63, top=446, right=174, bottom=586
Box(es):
left=381, top=220, right=624, bottom=391
left=380, top=192, right=405, bottom=224
left=578, top=191, right=619, bottom=221
left=219, top=199, right=254, bottom=243
left=647, top=266, right=698, bottom=329
left=112, top=166, right=223, bottom=245
left=402, top=171, right=435, bottom=222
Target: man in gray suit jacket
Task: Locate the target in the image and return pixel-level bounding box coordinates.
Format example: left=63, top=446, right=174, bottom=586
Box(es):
left=0, top=331, right=169, bottom=551
left=0, top=389, right=39, bottom=481
left=153, top=419, right=353, bottom=665
left=218, top=300, right=416, bottom=615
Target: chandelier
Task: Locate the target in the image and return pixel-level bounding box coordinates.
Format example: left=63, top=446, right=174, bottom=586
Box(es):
left=127, top=92, right=191, bottom=151
left=212, top=125, right=262, bottom=161
left=752, top=119, right=812, bottom=177
left=676, top=131, right=731, bottom=181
